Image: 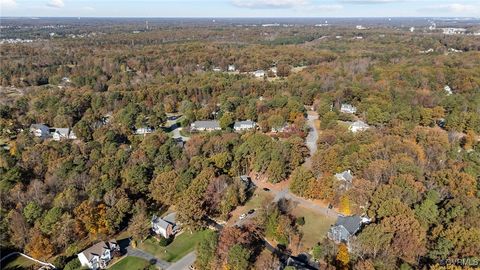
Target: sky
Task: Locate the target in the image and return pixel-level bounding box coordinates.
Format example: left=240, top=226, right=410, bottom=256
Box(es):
left=1, top=0, right=479, bottom=18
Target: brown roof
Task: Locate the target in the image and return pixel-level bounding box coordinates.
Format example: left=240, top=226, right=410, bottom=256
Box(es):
left=80, top=240, right=116, bottom=261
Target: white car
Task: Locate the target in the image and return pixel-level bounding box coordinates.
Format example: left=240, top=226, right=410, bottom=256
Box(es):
left=239, top=214, right=247, bottom=220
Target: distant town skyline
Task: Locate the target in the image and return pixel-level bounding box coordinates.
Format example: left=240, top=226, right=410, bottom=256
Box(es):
left=1, top=0, right=479, bottom=18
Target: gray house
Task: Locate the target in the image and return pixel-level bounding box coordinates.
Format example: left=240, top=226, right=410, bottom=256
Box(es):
left=328, top=215, right=367, bottom=244
left=190, top=120, right=221, bottom=132
left=239, top=175, right=254, bottom=191
left=335, top=170, right=353, bottom=182
left=51, top=128, right=77, bottom=141
left=30, top=124, right=50, bottom=138
left=152, top=212, right=179, bottom=239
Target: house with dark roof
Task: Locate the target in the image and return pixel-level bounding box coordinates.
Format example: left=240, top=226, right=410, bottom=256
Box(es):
left=239, top=175, right=255, bottom=191
left=152, top=212, right=179, bottom=239
left=328, top=215, right=369, bottom=245
left=77, top=240, right=119, bottom=270
left=29, top=124, right=50, bottom=138
left=190, top=120, right=221, bottom=132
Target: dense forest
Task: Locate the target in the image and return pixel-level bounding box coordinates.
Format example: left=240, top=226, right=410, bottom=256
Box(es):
left=1, top=20, right=479, bottom=270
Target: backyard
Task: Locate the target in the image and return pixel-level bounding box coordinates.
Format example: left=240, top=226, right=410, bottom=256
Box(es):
left=138, top=229, right=210, bottom=262
left=292, top=206, right=337, bottom=249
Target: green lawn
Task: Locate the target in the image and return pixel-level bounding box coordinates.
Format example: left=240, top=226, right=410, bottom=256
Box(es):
left=1, top=254, right=38, bottom=270
left=138, top=230, right=210, bottom=262
left=244, top=189, right=274, bottom=210
left=109, top=256, right=151, bottom=270
left=292, top=206, right=337, bottom=249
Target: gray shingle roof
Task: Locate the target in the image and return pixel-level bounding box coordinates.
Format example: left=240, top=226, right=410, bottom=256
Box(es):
left=335, top=170, right=353, bottom=182
left=335, top=215, right=363, bottom=235
left=192, top=120, right=220, bottom=129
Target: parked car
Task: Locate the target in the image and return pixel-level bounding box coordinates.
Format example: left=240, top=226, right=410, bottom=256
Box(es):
left=239, top=214, right=247, bottom=220
left=263, top=187, right=270, bottom=191
left=248, top=209, right=255, bottom=215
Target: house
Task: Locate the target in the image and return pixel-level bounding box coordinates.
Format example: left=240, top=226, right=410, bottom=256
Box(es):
left=328, top=215, right=369, bottom=244
left=444, top=85, right=453, bottom=96
left=228, top=65, right=236, bottom=72
left=233, top=120, right=256, bottom=131
left=348, top=120, right=370, bottom=133
left=269, top=66, right=277, bottom=76
left=239, top=175, right=254, bottom=191
left=152, top=212, right=179, bottom=239
left=340, top=103, right=357, bottom=114
left=190, top=120, right=221, bottom=132
left=51, top=128, right=77, bottom=141
left=271, top=123, right=289, bottom=133
left=335, top=170, right=353, bottom=189
left=213, top=67, right=222, bottom=72
left=173, top=137, right=185, bottom=148
left=134, top=126, right=153, bottom=135
left=30, top=124, right=50, bottom=138
left=335, top=170, right=353, bottom=183
left=253, top=70, right=265, bottom=78
left=77, top=240, right=119, bottom=270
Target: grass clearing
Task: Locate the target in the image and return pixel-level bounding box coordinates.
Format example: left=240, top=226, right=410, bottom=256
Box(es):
left=244, top=189, right=274, bottom=210
left=109, top=256, right=151, bottom=270
left=292, top=206, right=336, bottom=250
left=138, top=229, right=210, bottom=262
left=1, top=254, right=38, bottom=270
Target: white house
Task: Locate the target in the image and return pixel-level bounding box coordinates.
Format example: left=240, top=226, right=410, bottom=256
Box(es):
left=340, top=103, right=357, bottom=114
left=228, top=65, right=236, bottom=72
left=213, top=67, right=222, bottom=72
left=135, top=126, right=153, bottom=135
left=152, top=212, right=179, bottom=239
left=29, top=124, right=50, bottom=138
left=190, top=120, right=221, bottom=132
left=349, top=121, right=370, bottom=133
left=51, top=128, right=77, bottom=141
left=444, top=85, right=453, bottom=96
left=77, top=240, right=119, bottom=270
left=233, top=120, right=256, bottom=131
left=253, top=70, right=265, bottom=78
left=269, top=67, right=277, bottom=76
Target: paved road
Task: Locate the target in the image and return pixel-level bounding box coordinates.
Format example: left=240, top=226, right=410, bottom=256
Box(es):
left=127, top=247, right=171, bottom=269
left=167, top=252, right=196, bottom=270
left=304, top=110, right=319, bottom=168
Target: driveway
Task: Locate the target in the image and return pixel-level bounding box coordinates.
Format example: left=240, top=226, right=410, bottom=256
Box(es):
left=304, top=110, right=319, bottom=168
left=167, top=252, right=196, bottom=270
left=166, top=117, right=190, bottom=142
left=126, top=247, right=171, bottom=270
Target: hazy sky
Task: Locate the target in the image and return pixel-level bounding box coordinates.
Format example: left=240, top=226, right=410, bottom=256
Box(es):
left=1, top=0, right=479, bottom=17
